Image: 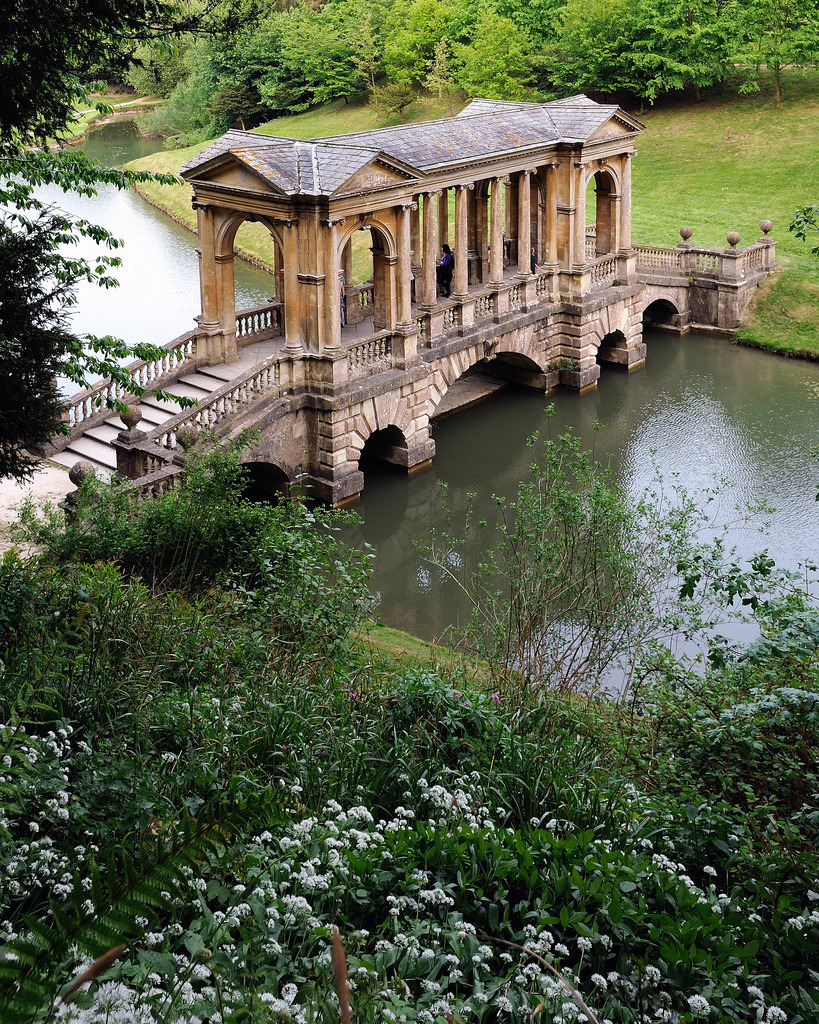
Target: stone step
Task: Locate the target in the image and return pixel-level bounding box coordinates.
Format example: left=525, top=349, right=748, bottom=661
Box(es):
left=84, top=423, right=121, bottom=445
left=177, top=372, right=227, bottom=393
left=54, top=435, right=119, bottom=472
left=51, top=450, right=113, bottom=480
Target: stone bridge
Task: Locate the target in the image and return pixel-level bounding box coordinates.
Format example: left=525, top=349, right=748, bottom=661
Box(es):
left=46, top=96, right=776, bottom=504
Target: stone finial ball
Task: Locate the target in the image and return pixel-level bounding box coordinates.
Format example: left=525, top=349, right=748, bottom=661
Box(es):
left=760, top=219, right=773, bottom=235
left=679, top=225, right=694, bottom=241
left=727, top=231, right=741, bottom=248
left=176, top=426, right=199, bottom=450
left=69, top=461, right=96, bottom=486
left=121, top=405, right=143, bottom=431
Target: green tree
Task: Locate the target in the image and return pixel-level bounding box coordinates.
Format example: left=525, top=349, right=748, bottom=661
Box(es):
left=423, top=38, right=460, bottom=111
left=456, top=10, right=536, bottom=100
left=628, top=0, right=739, bottom=102
left=0, top=0, right=207, bottom=480
left=546, top=0, right=641, bottom=97
left=738, top=0, right=819, bottom=105
left=382, top=0, right=479, bottom=85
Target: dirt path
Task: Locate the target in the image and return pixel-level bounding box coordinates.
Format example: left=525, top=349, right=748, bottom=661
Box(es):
left=0, top=462, right=74, bottom=553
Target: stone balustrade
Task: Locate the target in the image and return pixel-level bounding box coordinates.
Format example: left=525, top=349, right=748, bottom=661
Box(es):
left=590, top=255, right=617, bottom=288
left=61, top=330, right=197, bottom=434
left=236, top=302, right=282, bottom=344
left=347, top=335, right=392, bottom=377
left=633, top=245, right=684, bottom=269
left=148, top=355, right=283, bottom=453
left=634, top=238, right=775, bottom=280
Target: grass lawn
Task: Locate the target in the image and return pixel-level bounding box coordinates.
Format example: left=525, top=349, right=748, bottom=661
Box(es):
left=628, top=71, right=819, bottom=358
left=126, top=75, right=819, bottom=357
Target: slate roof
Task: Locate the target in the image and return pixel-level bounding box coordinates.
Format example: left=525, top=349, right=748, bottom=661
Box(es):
left=180, top=96, right=642, bottom=197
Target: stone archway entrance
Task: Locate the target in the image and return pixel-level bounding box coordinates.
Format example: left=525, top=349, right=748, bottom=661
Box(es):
left=242, top=461, right=291, bottom=502
left=358, top=426, right=409, bottom=471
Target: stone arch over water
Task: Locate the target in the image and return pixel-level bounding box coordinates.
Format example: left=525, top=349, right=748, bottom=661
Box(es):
left=644, top=298, right=682, bottom=329
left=358, top=425, right=409, bottom=470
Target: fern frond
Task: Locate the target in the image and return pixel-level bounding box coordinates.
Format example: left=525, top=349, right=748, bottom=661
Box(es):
left=0, top=809, right=227, bottom=1022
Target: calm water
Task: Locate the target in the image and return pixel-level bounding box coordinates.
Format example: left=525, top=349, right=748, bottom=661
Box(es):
left=57, top=120, right=819, bottom=641
left=346, top=335, right=819, bottom=640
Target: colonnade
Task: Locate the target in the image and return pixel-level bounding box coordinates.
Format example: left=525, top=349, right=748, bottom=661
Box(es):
left=193, top=154, right=633, bottom=366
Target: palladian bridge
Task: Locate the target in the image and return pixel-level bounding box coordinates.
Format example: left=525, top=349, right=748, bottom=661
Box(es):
left=47, top=96, right=777, bottom=504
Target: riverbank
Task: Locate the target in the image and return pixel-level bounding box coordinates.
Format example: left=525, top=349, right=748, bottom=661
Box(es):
left=58, top=92, right=163, bottom=144
left=125, top=74, right=819, bottom=359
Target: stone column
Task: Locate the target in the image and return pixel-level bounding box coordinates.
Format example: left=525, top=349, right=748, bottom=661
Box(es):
left=215, top=251, right=237, bottom=360
left=409, top=197, right=422, bottom=303
left=196, top=203, right=219, bottom=327
left=421, top=190, right=438, bottom=308
left=324, top=221, right=343, bottom=353
left=490, top=176, right=504, bottom=285
left=283, top=221, right=302, bottom=353
left=396, top=202, right=414, bottom=325
left=476, top=186, right=489, bottom=281
left=517, top=169, right=532, bottom=276
left=453, top=183, right=469, bottom=298
left=505, top=176, right=518, bottom=265
left=341, top=239, right=354, bottom=286
left=544, top=164, right=558, bottom=266
left=573, top=164, right=587, bottom=268
left=273, top=241, right=284, bottom=300
left=619, top=153, right=632, bottom=251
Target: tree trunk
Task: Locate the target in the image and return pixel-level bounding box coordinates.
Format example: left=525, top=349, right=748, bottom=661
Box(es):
left=774, top=63, right=783, bottom=105
left=692, top=82, right=702, bottom=103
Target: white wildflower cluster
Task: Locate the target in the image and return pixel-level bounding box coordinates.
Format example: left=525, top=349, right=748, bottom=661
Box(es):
left=0, top=721, right=97, bottom=927
left=416, top=772, right=498, bottom=831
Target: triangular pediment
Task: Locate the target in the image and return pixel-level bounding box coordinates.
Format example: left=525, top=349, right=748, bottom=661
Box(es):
left=331, top=156, right=418, bottom=197
left=201, top=156, right=289, bottom=195
left=587, top=112, right=643, bottom=143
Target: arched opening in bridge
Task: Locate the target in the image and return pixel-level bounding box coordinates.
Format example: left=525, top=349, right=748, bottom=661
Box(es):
left=242, top=461, right=290, bottom=503
left=433, top=352, right=551, bottom=420
left=358, top=425, right=409, bottom=474
left=342, top=225, right=395, bottom=336
left=585, top=170, right=617, bottom=257
left=597, top=330, right=628, bottom=369
left=644, top=298, right=681, bottom=330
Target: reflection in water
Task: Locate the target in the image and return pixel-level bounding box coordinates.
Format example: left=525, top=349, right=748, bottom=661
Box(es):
left=43, top=120, right=275, bottom=391
left=347, top=331, right=819, bottom=641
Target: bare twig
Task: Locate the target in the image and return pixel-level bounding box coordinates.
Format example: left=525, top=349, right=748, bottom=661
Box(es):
left=480, top=933, right=601, bottom=1024
left=332, top=926, right=352, bottom=1024
left=60, top=944, right=127, bottom=1002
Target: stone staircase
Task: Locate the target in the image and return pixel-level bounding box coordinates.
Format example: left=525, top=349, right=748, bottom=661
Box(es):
left=49, top=334, right=284, bottom=478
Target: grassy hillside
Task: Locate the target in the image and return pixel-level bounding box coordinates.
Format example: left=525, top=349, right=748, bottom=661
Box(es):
left=629, top=73, right=819, bottom=358
left=127, top=76, right=819, bottom=357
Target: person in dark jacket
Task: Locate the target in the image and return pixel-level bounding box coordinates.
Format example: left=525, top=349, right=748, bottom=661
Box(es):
left=437, top=244, right=454, bottom=297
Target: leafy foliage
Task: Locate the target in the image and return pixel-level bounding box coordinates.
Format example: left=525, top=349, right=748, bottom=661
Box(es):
left=1, top=435, right=818, bottom=1019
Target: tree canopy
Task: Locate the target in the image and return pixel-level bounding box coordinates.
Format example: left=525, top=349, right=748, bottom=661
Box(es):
left=0, top=0, right=213, bottom=480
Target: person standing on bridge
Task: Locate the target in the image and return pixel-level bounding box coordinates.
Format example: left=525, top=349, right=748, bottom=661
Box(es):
left=437, top=244, right=454, bottom=298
